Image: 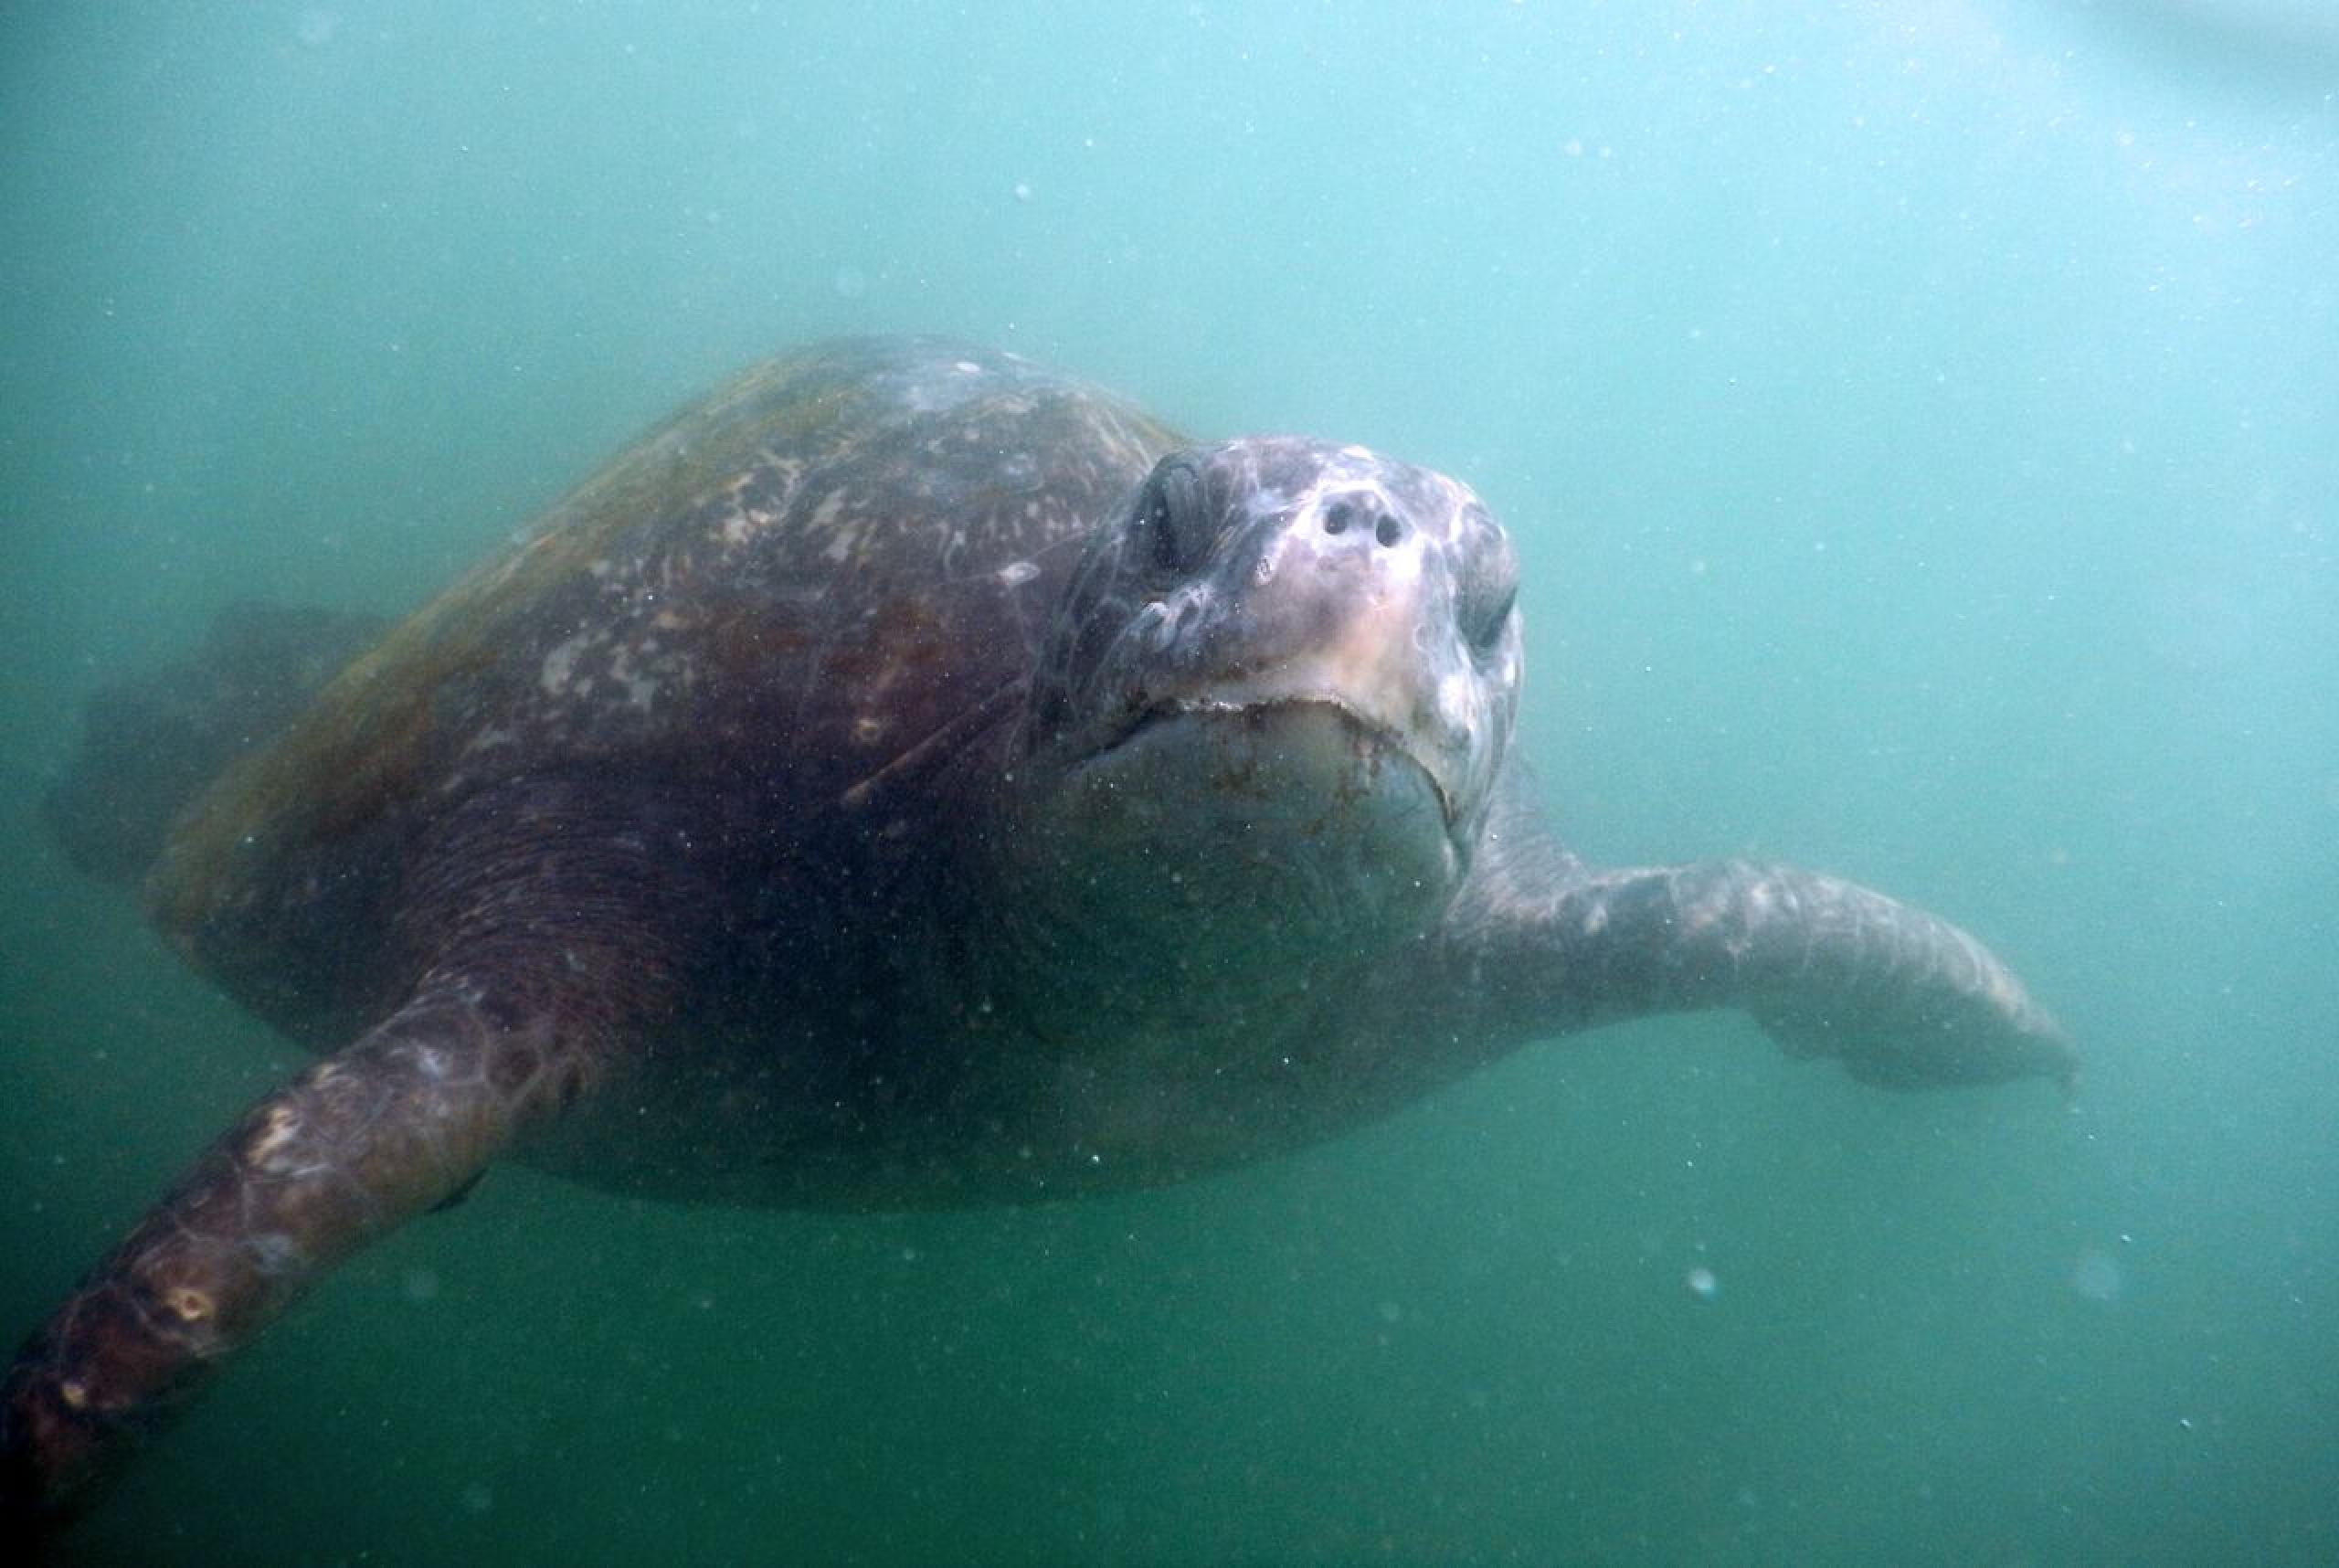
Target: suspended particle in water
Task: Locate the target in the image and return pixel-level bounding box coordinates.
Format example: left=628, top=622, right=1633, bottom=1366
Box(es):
left=1683, top=1266, right=1719, bottom=1303
left=2070, top=1245, right=2123, bottom=1302
left=833, top=266, right=869, bottom=300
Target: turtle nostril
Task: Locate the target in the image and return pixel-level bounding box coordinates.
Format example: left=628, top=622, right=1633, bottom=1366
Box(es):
left=1320, top=496, right=1403, bottom=547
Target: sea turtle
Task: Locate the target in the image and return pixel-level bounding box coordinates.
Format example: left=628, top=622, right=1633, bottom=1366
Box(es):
left=2, top=337, right=2071, bottom=1525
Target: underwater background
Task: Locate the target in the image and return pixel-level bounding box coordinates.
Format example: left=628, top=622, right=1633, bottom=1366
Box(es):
left=2, top=2, right=2333, bottom=1563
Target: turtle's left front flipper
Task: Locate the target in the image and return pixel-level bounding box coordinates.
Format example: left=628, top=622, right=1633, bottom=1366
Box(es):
left=1473, top=859, right=2073, bottom=1090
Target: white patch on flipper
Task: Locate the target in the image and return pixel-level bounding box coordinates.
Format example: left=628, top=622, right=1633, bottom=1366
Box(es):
left=245, top=1105, right=303, bottom=1171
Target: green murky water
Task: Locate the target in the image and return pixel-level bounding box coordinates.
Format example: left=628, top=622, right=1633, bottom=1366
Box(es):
left=3, top=3, right=2333, bottom=1563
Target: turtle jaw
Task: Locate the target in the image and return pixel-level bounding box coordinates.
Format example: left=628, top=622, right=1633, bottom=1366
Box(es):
left=993, top=693, right=1464, bottom=1045
left=1107, top=694, right=1463, bottom=832
left=1063, top=693, right=1466, bottom=906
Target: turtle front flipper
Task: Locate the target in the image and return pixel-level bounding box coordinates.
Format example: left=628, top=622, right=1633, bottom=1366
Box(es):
left=1468, top=859, right=2073, bottom=1090
left=1, top=791, right=698, bottom=1531
left=0, top=977, right=620, bottom=1531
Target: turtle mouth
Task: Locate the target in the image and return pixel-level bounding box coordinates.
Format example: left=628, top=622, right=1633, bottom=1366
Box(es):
left=1104, top=694, right=1460, bottom=827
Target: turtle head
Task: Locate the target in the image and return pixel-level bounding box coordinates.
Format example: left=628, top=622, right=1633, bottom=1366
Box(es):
left=1011, top=437, right=1521, bottom=969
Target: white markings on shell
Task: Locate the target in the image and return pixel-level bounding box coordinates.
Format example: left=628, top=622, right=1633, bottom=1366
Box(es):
left=708, top=455, right=807, bottom=554
left=534, top=601, right=696, bottom=728
left=605, top=640, right=661, bottom=711
left=540, top=630, right=591, bottom=696
left=721, top=508, right=778, bottom=546
left=813, top=488, right=860, bottom=563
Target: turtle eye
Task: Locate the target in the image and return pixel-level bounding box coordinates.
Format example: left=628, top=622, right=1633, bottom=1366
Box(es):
left=1138, top=458, right=1212, bottom=577
left=1465, top=584, right=1517, bottom=653
left=1456, top=512, right=1519, bottom=654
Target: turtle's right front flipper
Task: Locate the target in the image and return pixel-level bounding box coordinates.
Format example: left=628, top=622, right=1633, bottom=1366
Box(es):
left=1, top=790, right=698, bottom=1534
left=0, top=969, right=630, bottom=1533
